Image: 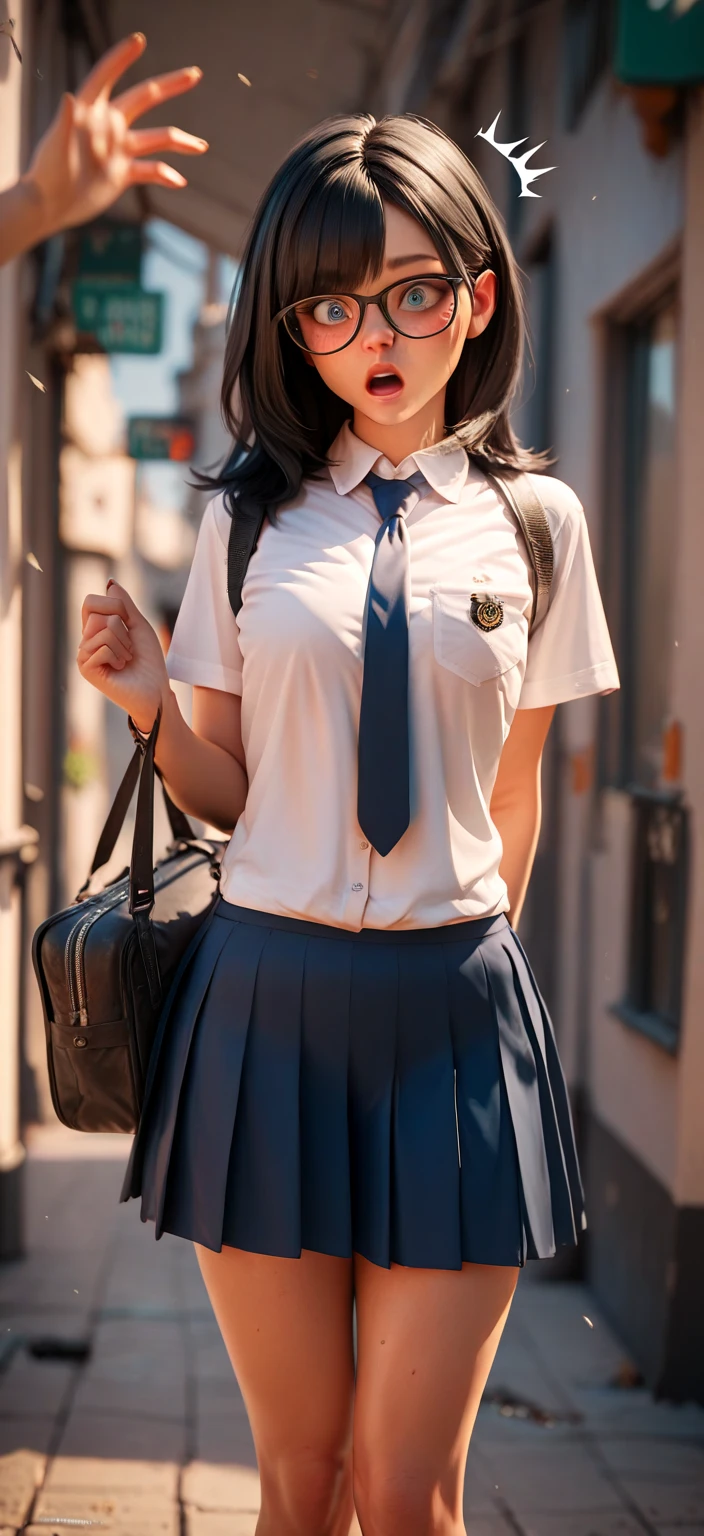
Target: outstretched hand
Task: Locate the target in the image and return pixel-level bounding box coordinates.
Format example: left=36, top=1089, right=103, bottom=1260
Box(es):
left=20, top=32, right=207, bottom=240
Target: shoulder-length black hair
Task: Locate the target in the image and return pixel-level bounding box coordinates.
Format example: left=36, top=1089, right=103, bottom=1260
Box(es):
left=197, top=112, right=549, bottom=520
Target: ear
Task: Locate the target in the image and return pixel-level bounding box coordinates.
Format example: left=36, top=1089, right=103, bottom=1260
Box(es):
left=466, top=270, right=497, bottom=339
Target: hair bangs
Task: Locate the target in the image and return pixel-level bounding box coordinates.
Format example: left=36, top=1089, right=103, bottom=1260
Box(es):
left=276, top=167, right=386, bottom=309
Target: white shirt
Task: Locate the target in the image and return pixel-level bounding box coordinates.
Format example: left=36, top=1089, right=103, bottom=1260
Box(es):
left=166, top=422, right=619, bottom=930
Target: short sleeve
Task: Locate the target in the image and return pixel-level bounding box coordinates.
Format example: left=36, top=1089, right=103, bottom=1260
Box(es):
left=165, top=495, right=243, bottom=695
left=517, top=477, right=620, bottom=710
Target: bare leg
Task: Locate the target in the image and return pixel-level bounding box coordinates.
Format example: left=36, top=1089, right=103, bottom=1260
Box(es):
left=195, top=1243, right=356, bottom=1536
left=352, top=1256, right=518, bottom=1536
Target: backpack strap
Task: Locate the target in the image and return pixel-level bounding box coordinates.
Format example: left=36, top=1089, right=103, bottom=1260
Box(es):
left=225, top=473, right=555, bottom=634
left=227, top=502, right=267, bottom=616
left=480, top=467, right=554, bottom=634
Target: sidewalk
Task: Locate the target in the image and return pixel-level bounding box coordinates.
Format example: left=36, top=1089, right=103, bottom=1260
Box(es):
left=0, top=1128, right=703, bottom=1536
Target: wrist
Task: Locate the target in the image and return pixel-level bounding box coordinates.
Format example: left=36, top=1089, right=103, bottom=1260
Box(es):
left=16, top=173, right=54, bottom=246
left=130, top=684, right=174, bottom=739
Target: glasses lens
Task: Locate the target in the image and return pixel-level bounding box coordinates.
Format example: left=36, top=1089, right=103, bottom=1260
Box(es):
left=386, top=277, right=456, bottom=338
left=285, top=295, right=361, bottom=354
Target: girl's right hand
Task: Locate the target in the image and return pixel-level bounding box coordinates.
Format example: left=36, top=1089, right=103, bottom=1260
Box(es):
left=77, top=580, right=170, bottom=733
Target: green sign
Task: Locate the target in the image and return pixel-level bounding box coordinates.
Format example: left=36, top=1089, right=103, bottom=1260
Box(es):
left=615, top=0, right=704, bottom=85
left=128, top=417, right=196, bottom=461
left=72, top=283, right=164, bottom=354
left=78, top=219, right=143, bottom=282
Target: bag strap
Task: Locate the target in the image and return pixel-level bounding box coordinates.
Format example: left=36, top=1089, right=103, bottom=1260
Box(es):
left=479, top=465, right=554, bottom=633
left=227, top=503, right=267, bottom=616
left=75, top=719, right=194, bottom=902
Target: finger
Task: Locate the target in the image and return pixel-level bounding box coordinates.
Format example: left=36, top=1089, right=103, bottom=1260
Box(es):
left=78, top=637, right=127, bottom=672
left=113, top=66, right=202, bottom=127
left=125, top=125, right=208, bottom=158
left=76, top=33, right=147, bottom=107
left=81, top=591, right=131, bottom=629
left=103, top=579, right=144, bottom=626
left=78, top=626, right=131, bottom=665
left=125, top=161, right=188, bottom=189
left=81, top=612, right=132, bottom=654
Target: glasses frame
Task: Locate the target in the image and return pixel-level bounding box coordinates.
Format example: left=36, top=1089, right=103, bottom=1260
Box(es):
left=273, top=272, right=473, bottom=356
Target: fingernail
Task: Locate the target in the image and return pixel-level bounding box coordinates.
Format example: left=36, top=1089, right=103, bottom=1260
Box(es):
left=106, top=577, right=114, bottom=590
left=133, top=32, right=146, bottom=44
left=189, top=66, right=202, bottom=78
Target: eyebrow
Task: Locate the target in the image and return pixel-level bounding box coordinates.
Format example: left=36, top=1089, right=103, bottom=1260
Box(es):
left=385, top=254, right=443, bottom=270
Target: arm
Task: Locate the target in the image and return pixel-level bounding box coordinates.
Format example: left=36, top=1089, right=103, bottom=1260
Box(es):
left=77, top=580, right=246, bottom=834
left=0, top=33, right=206, bottom=268
left=489, top=704, right=556, bottom=929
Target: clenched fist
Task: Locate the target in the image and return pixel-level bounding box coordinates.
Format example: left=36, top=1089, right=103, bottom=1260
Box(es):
left=77, top=579, right=170, bottom=733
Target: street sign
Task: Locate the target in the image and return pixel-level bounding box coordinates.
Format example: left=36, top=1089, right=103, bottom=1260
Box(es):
left=615, top=0, right=704, bottom=85
left=77, top=219, right=143, bottom=283
left=72, top=282, right=164, bottom=354
left=127, top=417, right=196, bottom=461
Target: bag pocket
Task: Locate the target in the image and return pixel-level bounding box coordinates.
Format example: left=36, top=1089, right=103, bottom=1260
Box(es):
left=430, top=588, right=528, bottom=686
left=49, top=1017, right=138, bottom=1133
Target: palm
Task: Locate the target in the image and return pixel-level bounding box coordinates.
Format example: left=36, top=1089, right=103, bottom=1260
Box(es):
left=24, top=33, right=206, bottom=237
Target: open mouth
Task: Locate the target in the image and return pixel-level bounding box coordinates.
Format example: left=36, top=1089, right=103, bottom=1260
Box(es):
left=365, top=366, right=404, bottom=398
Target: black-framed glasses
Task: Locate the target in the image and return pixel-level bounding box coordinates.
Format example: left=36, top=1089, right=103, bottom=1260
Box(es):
left=274, top=273, right=472, bottom=356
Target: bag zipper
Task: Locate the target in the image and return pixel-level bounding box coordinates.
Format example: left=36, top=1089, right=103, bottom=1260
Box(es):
left=64, top=848, right=213, bottom=1028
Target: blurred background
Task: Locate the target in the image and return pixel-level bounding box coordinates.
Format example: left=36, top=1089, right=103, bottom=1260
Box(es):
left=1, top=0, right=704, bottom=1491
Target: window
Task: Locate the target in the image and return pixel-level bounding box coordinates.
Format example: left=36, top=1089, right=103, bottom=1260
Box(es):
left=600, top=290, right=686, bottom=1049
left=600, top=295, right=679, bottom=791
left=563, top=0, right=616, bottom=130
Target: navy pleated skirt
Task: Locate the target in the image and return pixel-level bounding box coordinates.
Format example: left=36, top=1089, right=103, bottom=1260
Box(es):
left=120, top=898, right=586, bottom=1269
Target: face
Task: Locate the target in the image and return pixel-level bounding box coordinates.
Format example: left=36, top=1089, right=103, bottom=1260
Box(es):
left=302, top=201, right=497, bottom=438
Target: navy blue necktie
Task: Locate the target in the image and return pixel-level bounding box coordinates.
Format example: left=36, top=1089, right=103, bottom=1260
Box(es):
left=357, top=469, right=429, bottom=856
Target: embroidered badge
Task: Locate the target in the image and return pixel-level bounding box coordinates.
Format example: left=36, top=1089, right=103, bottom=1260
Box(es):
left=470, top=593, right=504, bottom=631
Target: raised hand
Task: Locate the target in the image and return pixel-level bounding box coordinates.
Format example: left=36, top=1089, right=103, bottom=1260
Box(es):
left=77, top=580, right=171, bottom=734
left=20, top=32, right=206, bottom=241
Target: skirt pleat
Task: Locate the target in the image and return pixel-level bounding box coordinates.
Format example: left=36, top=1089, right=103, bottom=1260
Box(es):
left=299, top=935, right=353, bottom=1257
left=139, top=914, right=234, bottom=1235
left=479, top=936, right=556, bottom=1259
left=393, top=943, right=460, bottom=1269
left=122, top=900, right=587, bottom=1269
left=348, top=944, right=398, bottom=1268
left=445, top=941, right=525, bottom=1265
left=506, top=930, right=586, bottom=1238
left=159, top=919, right=269, bottom=1248
left=222, top=928, right=308, bottom=1256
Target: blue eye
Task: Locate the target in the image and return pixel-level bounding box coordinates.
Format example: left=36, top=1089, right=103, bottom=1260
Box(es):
left=312, top=299, right=352, bottom=326
left=404, top=287, right=427, bottom=308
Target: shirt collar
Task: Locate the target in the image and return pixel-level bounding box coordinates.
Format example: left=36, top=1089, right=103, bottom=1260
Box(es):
left=327, top=420, right=470, bottom=504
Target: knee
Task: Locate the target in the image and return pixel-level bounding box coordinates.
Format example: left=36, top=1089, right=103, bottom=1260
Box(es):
left=353, top=1462, right=456, bottom=1536
left=259, top=1446, right=352, bottom=1536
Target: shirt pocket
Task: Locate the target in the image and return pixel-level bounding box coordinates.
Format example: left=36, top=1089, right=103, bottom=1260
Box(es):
left=430, top=588, right=528, bottom=686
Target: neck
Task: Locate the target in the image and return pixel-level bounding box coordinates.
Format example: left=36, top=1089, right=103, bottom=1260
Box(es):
left=352, top=386, right=446, bottom=467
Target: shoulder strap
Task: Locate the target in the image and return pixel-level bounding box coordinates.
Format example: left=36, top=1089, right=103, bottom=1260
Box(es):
left=227, top=502, right=267, bottom=616
left=481, top=467, right=554, bottom=634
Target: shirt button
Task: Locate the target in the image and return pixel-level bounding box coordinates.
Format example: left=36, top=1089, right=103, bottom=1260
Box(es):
left=351, top=882, right=364, bottom=892
left=359, top=840, right=369, bottom=850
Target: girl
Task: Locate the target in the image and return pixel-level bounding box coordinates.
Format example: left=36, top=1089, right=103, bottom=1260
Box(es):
left=77, top=114, right=619, bottom=1536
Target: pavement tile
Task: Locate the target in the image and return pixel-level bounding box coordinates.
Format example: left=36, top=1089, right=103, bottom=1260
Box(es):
left=0, top=1351, right=75, bottom=1417
left=596, top=1437, right=704, bottom=1479
left=478, top=1441, right=624, bottom=1515
left=0, top=1420, right=55, bottom=1457
left=181, top=1461, right=261, bottom=1515
left=0, top=1448, right=45, bottom=1527
left=40, top=1455, right=178, bottom=1495
left=520, top=1517, right=649, bottom=1535
left=71, top=1319, right=187, bottom=1420
left=620, top=1479, right=704, bottom=1523
left=195, top=1414, right=258, bottom=1469
left=184, top=1515, right=258, bottom=1536
left=55, top=1411, right=188, bottom=1463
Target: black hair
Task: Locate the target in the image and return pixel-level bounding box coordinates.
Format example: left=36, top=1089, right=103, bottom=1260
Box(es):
left=195, top=112, right=549, bottom=522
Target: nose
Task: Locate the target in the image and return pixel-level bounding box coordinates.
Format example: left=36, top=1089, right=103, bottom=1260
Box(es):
left=358, top=300, right=395, bottom=350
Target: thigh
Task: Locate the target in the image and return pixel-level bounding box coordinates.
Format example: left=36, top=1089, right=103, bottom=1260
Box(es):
left=195, top=1243, right=355, bottom=1459
left=352, top=1255, right=518, bottom=1533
